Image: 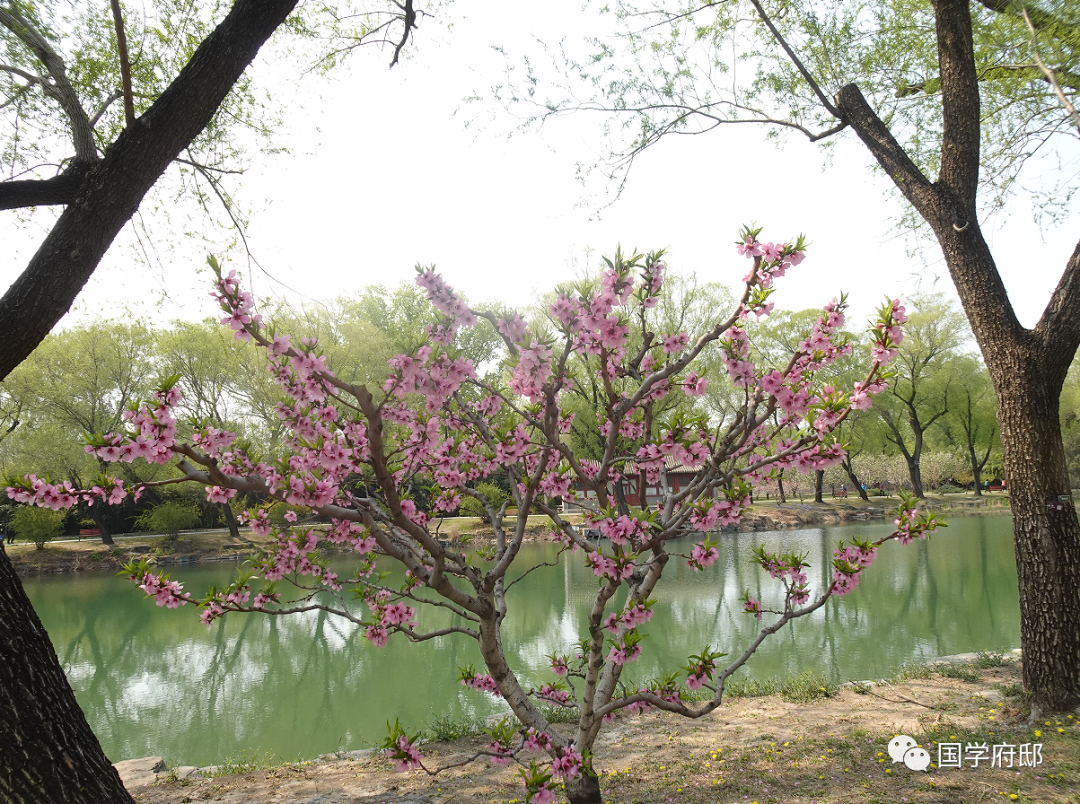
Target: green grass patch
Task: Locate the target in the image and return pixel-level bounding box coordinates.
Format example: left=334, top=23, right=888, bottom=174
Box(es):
left=780, top=668, right=840, bottom=702
left=423, top=713, right=483, bottom=742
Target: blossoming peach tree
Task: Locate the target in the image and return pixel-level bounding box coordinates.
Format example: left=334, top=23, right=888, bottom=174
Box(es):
left=8, top=227, right=940, bottom=804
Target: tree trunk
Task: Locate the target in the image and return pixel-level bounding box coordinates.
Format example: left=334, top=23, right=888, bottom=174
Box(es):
left=836, top=56, right=1080, bottom=711
left=969, top=441, right=984, bottom=497
left=905, top=454, right=925, bottom=498
left=0, top=1, right=303, bottom=797
left=841, top=458, right=871, bottom=502
left=88, top=506, right=115, bottom=546
left=814, top=469, right=824, bottom=503
left=993, top=358, right=1080, bottom=712
left=0, top=548, right=136, bottom=803
left=564, top=771, right=602, bottom=804
left=220, top=502, right=245, bottom=542
left=777, top=471, right=786, bottom=504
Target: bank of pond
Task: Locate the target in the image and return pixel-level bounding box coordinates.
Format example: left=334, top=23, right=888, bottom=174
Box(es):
left=25, top=515, right=1019, bottom=768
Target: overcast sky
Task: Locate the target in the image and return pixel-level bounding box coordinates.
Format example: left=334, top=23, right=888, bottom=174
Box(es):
left=3, top=0, right=1077, bottom=339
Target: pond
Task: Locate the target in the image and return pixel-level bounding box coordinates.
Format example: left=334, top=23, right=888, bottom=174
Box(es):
left=25, top=514, right=1020, bottom=767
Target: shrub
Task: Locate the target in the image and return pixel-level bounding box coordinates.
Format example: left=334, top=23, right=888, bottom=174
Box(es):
left=10, top=506, right=66, bottom=549
left=458, top=482, right=508, bottom=524
left=134, top=501, right=200, bottom=537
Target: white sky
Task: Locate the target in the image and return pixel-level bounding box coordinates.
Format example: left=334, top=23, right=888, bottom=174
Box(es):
left=2, top=0, right=1078, bottom=338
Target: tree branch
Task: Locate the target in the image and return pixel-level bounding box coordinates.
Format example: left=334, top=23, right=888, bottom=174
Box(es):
left=0, top=62, right=46, bottom=86
left=0, top=5, right=97, bottom=163
left=747, top=0, right=842, bottom=119
left=88, top=90, right=123, bottom=128
left=834, top=83, right=938, bottom=215
left=109, top=0, right=136, bottom=127
left=1021, top=7, right=1080, bottom=136
left=933, top=0, right=982, bottom=209
left=0, top=164, right=89, bottom=210
left=0, top=0, right=301, bottom=381
left=389, top=0, right=417, bottom=67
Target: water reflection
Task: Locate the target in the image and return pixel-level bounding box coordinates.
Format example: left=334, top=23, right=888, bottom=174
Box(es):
left=26, top=515, right=1020, bottom=766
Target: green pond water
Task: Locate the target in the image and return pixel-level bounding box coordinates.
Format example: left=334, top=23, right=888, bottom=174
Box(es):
left=25, top=515, right=1020, bottom=767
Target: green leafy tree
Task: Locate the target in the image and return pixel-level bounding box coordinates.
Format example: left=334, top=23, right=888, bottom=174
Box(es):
left=942, top=353, right=1000, bottom=494
left=1, top=320, right=157, bottom=543
left=520, top=0, right=1080, bottom=713
left=9, top=505, right=65, bottom=549
left=876, top=293, right=970, bottom=498
left=133, top=500, right=200, bottom=538
left=458, top=481, right=510, bottom=523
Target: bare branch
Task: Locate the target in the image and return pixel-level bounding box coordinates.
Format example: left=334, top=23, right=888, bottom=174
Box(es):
left=389, top=0, right=417, bottom=67
left=0, top=62, right=46, bottom=86
left=109, top=0, right=136, bottom=127
left=88, top=90, right=122, bottom=128
left=747, top=0, right=842, bottom=120
left=0, top=164, right=89, bottom=210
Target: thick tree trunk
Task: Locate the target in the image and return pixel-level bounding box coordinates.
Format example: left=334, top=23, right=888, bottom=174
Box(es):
left=836, top=59, right=1080, bottom=711
left=993, top=356, right=1080, bottom=712
left=88, top=506, right=115, bottom=546
left=0, top=1, right=302, bottom=798
left=564, top=771, right=602, bottom=804
left=814, top=469, right=824, bottom=503
left=0, top=548, right=135, bottom=803
left=905, top=453, right=925, bottom=498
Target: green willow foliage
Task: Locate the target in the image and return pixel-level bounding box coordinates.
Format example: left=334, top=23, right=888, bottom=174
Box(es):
left=508, top=0, right=1080, bottom=222
left=1, top=0, right=444, bottom=248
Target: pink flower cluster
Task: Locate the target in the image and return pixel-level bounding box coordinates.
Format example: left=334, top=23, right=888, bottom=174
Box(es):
left=6, top=474, right=126, bottom=510
left=831, top=542, right=878, bottom=596
left=135, top=571, right=193, bottom=609
left=602, top=602, right=653, bottom=633
left=461, top=672, right=502, bottom=697
left=387, top=734, right=423, bottom=772
left=687, top=541, right=720, bottom=571
left=551, top=746, right=584, bottom=779
left=742, top=597, right=764, bottom=620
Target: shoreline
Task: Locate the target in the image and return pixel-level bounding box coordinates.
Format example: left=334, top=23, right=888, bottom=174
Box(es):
left=6, top=495, right=1013, bottom=578
left=112, top=649, right=1023, bottom=780
left=119, top=649, right=1080, bottom=804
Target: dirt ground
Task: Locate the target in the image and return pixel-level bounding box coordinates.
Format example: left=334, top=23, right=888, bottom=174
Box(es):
left=126, top=657, right=1079, bottom=804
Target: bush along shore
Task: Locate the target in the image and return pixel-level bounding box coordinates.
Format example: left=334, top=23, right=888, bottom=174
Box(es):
left=5, top=494, right=1013, bottom=577
left=117, top=651, right=1080, bottom=804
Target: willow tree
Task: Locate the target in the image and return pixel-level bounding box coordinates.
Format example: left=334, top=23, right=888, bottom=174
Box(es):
left=511, top=0, right=1080, bottom=714
left=0, top=1, right=424, bottom=801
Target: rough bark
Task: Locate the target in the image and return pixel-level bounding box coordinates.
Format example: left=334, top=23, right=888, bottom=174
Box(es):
left=831, top=0, right=1080, bottom=712
left=0, top=548, right=135, bottom=803
left=0, top=167, right=88, bottom=210
left=0, top=0, right=300, bottom=380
